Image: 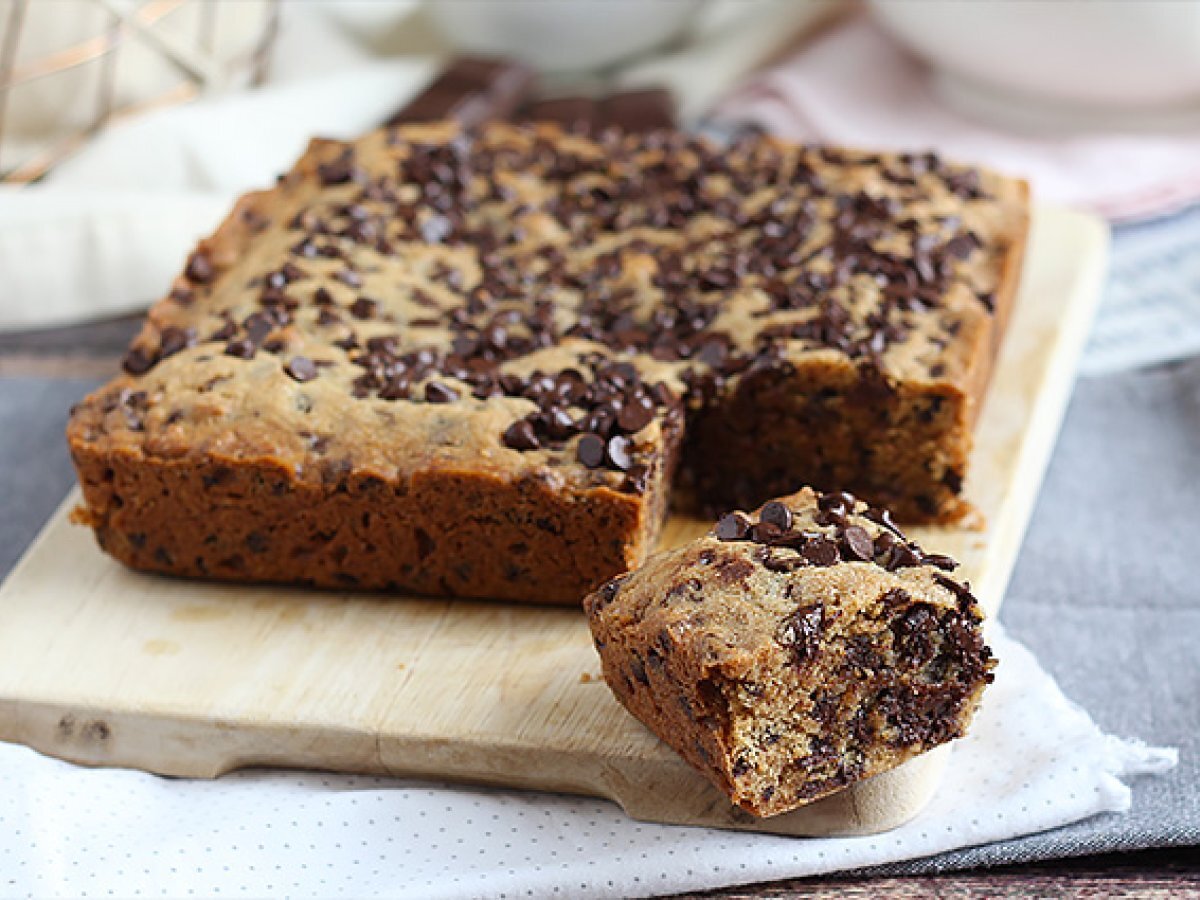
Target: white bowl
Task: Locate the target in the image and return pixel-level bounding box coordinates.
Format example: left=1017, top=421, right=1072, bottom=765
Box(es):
left=427, top=0, right=706, bottom=73
left=869, top=0, right=1200, bottom=131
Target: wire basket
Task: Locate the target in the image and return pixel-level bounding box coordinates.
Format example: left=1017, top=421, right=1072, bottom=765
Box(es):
left=0, top=0, right=280, bottom=183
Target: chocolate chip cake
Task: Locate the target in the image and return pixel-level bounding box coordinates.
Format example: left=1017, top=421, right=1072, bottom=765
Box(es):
left=67, top=121, right=1028, bottom=603
left=584, top=487, right=995, bottom=817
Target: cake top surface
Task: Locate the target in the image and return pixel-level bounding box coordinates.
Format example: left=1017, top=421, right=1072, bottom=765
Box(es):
left=72, top=122, right=1026, bottom=494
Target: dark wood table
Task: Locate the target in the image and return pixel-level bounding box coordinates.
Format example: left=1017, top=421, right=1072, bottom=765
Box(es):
left=4, top=316, right=1197, bottom=898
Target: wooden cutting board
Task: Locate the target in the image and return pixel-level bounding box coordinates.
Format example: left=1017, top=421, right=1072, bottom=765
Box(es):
left=0, top=205, right=1108, bottom=837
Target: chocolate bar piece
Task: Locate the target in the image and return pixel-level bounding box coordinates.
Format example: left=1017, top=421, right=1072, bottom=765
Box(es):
left=601, top=88, right=675, bottom=132
left=386, top=57, right=535, bottom=128
left=519, top=88, right=677, bottom=134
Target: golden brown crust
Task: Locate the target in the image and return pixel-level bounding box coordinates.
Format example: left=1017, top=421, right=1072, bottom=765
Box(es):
left=67, top=123, right=1029, bottom=603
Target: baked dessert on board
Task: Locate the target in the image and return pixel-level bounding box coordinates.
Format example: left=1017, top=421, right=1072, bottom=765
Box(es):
left=67, top=119, right=1027, bottom=603
left=584, top=487, right=995, bottom=817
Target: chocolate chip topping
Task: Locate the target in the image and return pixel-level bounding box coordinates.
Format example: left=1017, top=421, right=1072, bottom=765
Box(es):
left=224, top=339, right=256, bottom=360
left=425, top=381, right=459, bottom=403
left=285, top=356, right=318, bottom=383
left=606, top=435, right=633, bottom=471
left=502, top=419, right=540, bottom=451
left=577, top=433, right=605, bottom=468
left=715, top=512, right=750, bottom=541
left=716, top=490, right=968, bottom=580
left=109, top=123, right=1010, bottom=512
left=159, top=326, right=196, bottom=358
left=840, top=525, right=874, bottom=561
left=800, top=537, right=839, bottom=567
left=185, top=251, right=214, bottom=284
left=122, top=347, right=157, bottom=375
left=760, top=500, right=792, bottom=531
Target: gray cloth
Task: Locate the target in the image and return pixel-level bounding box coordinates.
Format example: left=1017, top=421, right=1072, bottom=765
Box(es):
left=0, top=378, right=101, bottom=577
left=0, top=368, right=1195, bottom=872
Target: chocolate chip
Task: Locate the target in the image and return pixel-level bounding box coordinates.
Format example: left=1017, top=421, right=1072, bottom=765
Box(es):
left=159, top=326, right=195, bottom=358
left=317, top=152, right=360, bottom=185
left=818, top=490, right=855, bottom=516
left=879, top=540, right=922, bottom=571
left=801, top=536, right=839, bottom=567
left=840, top=525, right=874, bottom=561
left=749, top=520, right=784, bottom=544
left=122, top=347, right=157, bottom=375
left=778, top=603, right=824, bottom=664
left=761, top=549, right=802, bottom=573
left=286, top=356, right=318, bottom=382
left=760, top=501, right=792, bottom=531
left=349, top=298, right=378, bottom=320
left=923, top=553, right=959, bottom=571
left=616, top=395, right=654, bottom=433
left=185, top=252, right=214, bottom=284
left=577, top=433, right=605, bottom=468
left=542, top=407, right=576, bottom=441
left=597, top=573, right=627, bottom=605
left=243, top=312, right=274, bottom=346
left=891, top=602, right=938, bottom=668
left=943, top=232, right=978, bottom=260
left=934, top=572, right=977, bottom=610
left=224, top=339, right=256, bottom=360
left=715, top=512, right=749, bottom=541
left=503, top=419, right=540, bottom=451
left=606, top=435, right=633, bottom=471
left=425, top=381, right=458, bottom=403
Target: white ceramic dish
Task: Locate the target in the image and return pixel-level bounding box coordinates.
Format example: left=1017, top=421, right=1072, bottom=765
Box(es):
left=870, top=0, right=1200, bottom=132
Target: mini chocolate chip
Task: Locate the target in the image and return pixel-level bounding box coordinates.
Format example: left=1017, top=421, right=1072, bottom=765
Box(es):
left=577, top=433, right=605, bottom=468
left=715, top=512, right=750, bottom=541
left=818, top=490, right=855, bottom=516
left=801, top=536, right=839, bottom=566
left=185, top=252, right=214, bottom=284
left=750, top=520, right=784, bottom=544
left=349, top=297, right=378, bottom=319
left=286, top=356, right=318, bottom=382
left=122, top=347, right=157, bottom=375
left=318, top=154, right=359, bottom=185
left=840, top=525, right=874, bottom=561
left=760, top=501, right=792, bottom=531
left=934, top=572, right=977, bottom=608
left=762, top=549, right=803, bottom=573
left=425, top=381, right=458, bottom=403
left=224, top=339, right=256, bottom=359
left=159, top=326, right=195, bottom=358
left=246, top=318, right=280, bottom=351
left=881, top=540, right=922, bottom=571
left=605, top=435, right=633, bottom=471
left=503, top=419, right=540, bottom=451
left=616, top=396, right=654, bottom=433
left=924, top=553, right=959, bottom=571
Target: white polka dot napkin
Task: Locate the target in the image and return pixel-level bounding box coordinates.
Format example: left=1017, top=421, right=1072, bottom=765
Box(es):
left=0, top=625, right=1174, bottom=898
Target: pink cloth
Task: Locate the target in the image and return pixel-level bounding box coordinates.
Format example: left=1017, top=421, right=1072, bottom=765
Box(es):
left=717, top=15, right=1200, bottom=221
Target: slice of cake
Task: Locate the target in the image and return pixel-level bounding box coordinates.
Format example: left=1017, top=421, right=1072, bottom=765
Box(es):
left=67, top=121, right=1027, bottom=603
left=584, top=487, right=995, bottom=816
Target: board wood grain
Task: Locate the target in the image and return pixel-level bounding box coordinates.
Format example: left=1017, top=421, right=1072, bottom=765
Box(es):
left=0, top=206, right=1108, bottom=837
